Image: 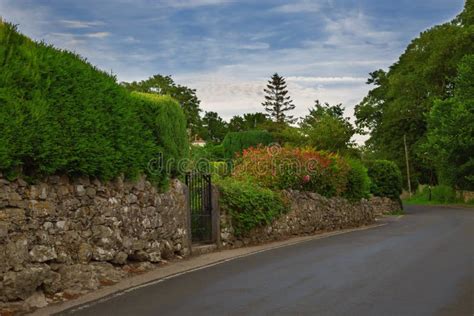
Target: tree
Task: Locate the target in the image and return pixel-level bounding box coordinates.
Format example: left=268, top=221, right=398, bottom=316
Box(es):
left=228, top=112, right=271, bottom=132
left=122, top=74, right=202, bottom=137
left=422, top=54, right=474, bottom=189
left=354, top=2, right=474, bottom=186
left=262, top=73, right=296, bottom=124
left=201, top=111, right=228, bottom=143
left=301, top=100, right=356, bottom=153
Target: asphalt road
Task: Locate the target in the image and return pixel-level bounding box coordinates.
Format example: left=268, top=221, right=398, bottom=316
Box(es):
left=63, top=205, right=473, bottom=316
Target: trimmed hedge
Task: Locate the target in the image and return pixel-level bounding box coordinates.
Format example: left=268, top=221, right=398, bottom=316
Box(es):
left=366, top=160, right=403, bottom=200
left=131, top=92, right=189, bottom=176
left=344, top=159, right=371, bottom=200
left=0, top=21, right=187, bottom=184
left=222, top=130, right=273, bottom=158
left=216, top=177, right=286, bottom=236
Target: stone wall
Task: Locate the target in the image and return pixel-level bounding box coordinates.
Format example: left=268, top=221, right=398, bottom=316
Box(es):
left=0, top=174, right=190, bottom=309
left=369, top=196, right=402, bottom=216
left=220, top=190, right=395, bottom=247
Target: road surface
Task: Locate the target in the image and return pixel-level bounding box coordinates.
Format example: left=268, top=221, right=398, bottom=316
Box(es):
left=62, top=205, right=473, bottom=316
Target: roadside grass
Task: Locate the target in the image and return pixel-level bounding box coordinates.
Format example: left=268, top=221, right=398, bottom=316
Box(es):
left=403, top=186, right=474, bottom=208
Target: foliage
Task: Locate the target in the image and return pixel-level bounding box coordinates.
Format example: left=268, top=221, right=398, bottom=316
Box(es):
left=201, top=111, right=228, bottom=143
left=228, top=112, right=270, bottom=132
left=406, top=185, right=462, bottom=204
left=222, top=130, right=273, bottom=159
left=122, top=74, right=202, bottom=137
left=355, top=3, right=474, bottom=186
left=262, top=73, right=296, bottom=124
left=232, top=146, right=351, bottom=198
left=422, top=55, right=474, bottom=190
left=131, top=92, right=189, bottom=177
left=366, top=160, right=403, bottom=200
left=190, top=143, right=225, bottom=162
left=301, top=100, right=356, bottom=153
left=0, top=22, right=187, bottom=185
left=216, top=177, right=286, bottom=236
left=344, top=159, right=371, bottom=201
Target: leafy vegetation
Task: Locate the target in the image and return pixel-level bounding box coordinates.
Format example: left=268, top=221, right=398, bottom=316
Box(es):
left=366, top=160, right=403, bottom=200
left=404, top=185, right=467, bottom=205
left=232, top=146, right=351, bottom=198
left=216, top=177, right=286, bottom=236
left=0, top=21, right=187, bottom=185
left=131, top=92, right=189, bottom=177
left=344, top=159, right=371, bottom=201
left=122, top=74, right=202, bottom=138
left=422, top=55, right=474, bottom=190
left=355, top=1, right=474, bottom=189
left=222, top=130, right=273, bottom=159
left=301, top=101, right=357, bottom=154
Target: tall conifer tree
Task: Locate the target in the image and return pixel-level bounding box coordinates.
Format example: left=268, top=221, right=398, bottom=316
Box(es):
left=262, top=73, right=296, bottom=124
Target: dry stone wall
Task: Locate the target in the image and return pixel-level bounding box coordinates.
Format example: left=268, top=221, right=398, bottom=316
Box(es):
left=220, top=190, right=397, bottom=247
left=0, top=174, right=190, bottom=307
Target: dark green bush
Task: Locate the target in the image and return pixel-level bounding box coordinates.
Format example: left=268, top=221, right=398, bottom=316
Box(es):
left=217, top=178, right=286, bottom=236
left=0, top=21, right=187, bottom=184
left=366, top=160, right=403, bottom=200
left=222, top=130, right=273, bottom=158
left=131, top=92, right=189, bottom=176
left=344, top=159, right=371, bottom=200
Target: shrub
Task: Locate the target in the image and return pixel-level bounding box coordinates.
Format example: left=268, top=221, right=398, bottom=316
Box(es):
left=216, top=178, right=286, bottom=236
left=344, top=159, right=371, bottom=200
left=366, top=160, right=403, bottom=200
left=232, top=146, right=350, bottom=197
left=430, top=185, right=459, bottom=203
left=222, top=130, right=273, bottom=159
left=0, top=22, right=188, bottom=184
left=131, top=92, right=189, bottom=176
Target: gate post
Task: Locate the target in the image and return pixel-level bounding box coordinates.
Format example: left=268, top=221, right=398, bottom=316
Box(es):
left=211, top=185, right=221, bottom=247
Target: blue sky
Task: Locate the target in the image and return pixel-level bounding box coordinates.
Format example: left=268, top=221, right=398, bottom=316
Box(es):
left=0, top=0, right=466, bottom=140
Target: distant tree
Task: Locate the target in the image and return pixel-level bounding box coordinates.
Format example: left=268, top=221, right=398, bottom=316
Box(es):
left=229, top=112, right=271, bottom=132
left=301, top=100, right=356, bottom=153
left=122, top=74, right=202, bottom=137
left=201, top=111, right=228, bottom=143
left=228, top=116, right=246, bottom=132
left=262, top=73, right=296, bottom=124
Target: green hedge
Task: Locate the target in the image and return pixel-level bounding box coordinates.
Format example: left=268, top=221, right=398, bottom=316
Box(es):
left=0, top=21, right=187, bottom=184
left=217, top=178, right=286, bottom=236
left=131, top=92, right=189, bottom=176
left=344, top=159, right=371, bottom=200
left=222, top=130, right=273, bottom=158
left=366, top=160, right=403, bottom=200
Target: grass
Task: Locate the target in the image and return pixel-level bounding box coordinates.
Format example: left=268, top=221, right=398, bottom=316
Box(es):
left=403, top=185, right=474, bottom=208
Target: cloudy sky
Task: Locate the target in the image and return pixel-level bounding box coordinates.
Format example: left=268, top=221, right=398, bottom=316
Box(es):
left=0, top=0, right=465, bottom=141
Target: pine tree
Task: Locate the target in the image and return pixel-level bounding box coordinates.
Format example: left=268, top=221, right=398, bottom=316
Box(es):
left=262, top=73, right=296, bottom=124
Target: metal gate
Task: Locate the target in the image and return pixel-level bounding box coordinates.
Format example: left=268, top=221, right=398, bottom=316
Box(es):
left=185, top=172, right=212, bottom=243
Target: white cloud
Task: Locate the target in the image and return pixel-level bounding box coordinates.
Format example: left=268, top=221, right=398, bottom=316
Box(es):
left=85, top=31, right=110, bottom=38
left=272, top=1, right=322, bottom=13
left=287, top=76, right=366, bottom=83
left=60, top=19, right=104, bottom=28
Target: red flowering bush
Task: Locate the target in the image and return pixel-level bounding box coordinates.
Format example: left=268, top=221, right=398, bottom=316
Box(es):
left=232, top=146, right=350, bottom=197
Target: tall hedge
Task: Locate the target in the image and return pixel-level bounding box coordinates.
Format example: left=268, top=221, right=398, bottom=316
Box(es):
left=131, top=92, right=189, bottom=176
left=366, top=160, right=403, bottom=200
left=222, top=130, right=273, bottom=158
left=0, top=21, right=187, bottom=183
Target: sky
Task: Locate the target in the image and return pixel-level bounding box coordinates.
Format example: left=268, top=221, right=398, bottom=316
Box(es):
left=0, top=0, right=466, bottom=142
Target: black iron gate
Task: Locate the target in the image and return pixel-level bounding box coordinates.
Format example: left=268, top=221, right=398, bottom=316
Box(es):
left=185, top=172, right=212, bottom=243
